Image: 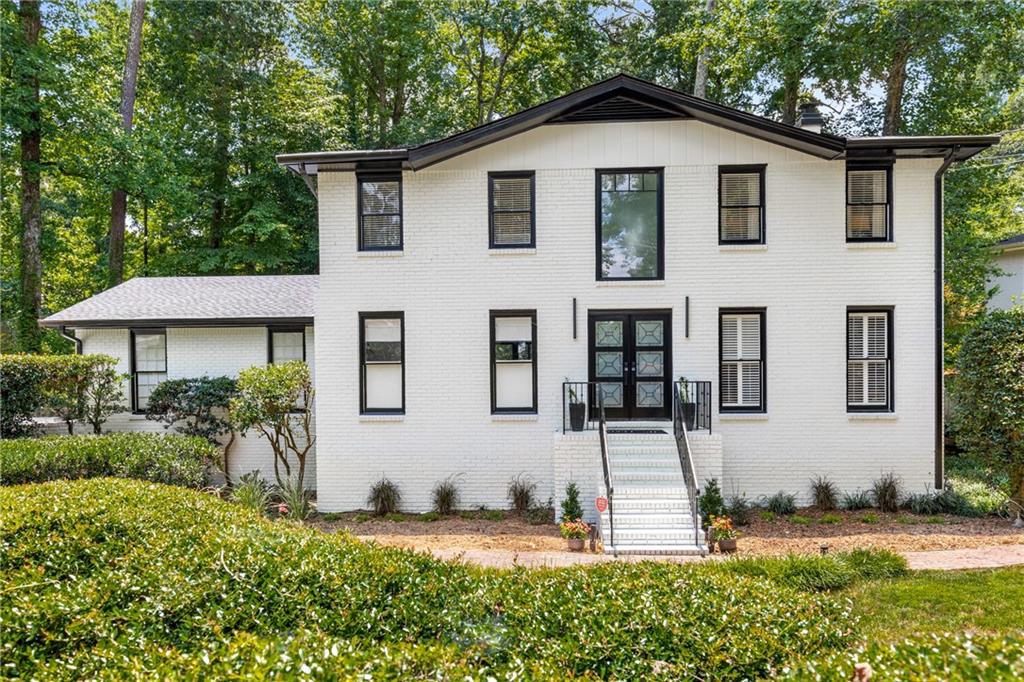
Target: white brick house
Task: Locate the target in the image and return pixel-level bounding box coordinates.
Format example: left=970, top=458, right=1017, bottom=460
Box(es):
left=45, top=76, right=997, bottom=552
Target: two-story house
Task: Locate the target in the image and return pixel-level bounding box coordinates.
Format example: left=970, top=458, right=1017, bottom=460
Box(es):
left=43, top=75, right=998, bottom=553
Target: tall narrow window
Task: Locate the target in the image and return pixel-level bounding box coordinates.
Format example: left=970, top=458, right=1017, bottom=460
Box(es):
left=847, top=308, right=893, bottom=411
left=491, top=311, right=537, bottom=413
left=269, top=328, right=305, bottom=364
left=489, top=172, right=535, bottom=248
left=358, top=175, right=402, bottom=250
left=597, top=169, right=663, bottom=280
left=360, top=313, right=404, bottom=413
left=719, top=310, right=765, bottom=412
left=132, top=329, right=166, bottom=412
left=846, top=164, right=891, bottom=241
left=719, top=165, right=765, bottom=243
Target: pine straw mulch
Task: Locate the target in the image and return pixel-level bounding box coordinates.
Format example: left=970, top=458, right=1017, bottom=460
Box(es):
left=310, top=509, right=1024, bottom=556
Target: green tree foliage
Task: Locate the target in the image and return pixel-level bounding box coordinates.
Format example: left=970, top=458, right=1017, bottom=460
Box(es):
left=950, top=307, right=1024, bottom=505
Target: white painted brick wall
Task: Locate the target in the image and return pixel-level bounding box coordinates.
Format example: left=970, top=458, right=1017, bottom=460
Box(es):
left=315, top=119, right=942, bottom=512
left=74, top=326, right=316, bottom=487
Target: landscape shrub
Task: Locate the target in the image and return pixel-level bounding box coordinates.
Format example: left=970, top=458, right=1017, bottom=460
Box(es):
left=841, top=490, right=873, bottom=510
left=810, top=476, right=838, bottom=511
left=230, top=472, right=270, bottom=514
left=870, top=473, right=903, bottom=512
left=367, top=477, right=402, bottom=515
left=0, top=478, right=856, bottom=680
left=506, top=473, right=536, bottom=513
left=699, top=477, right=726, bottom=523
left=726, top=493, right=753, bottom=526
left=947, top=476, right=1008, bottom=516
left=0, top=354, right=49, bottom=437
left=275, top=476, right=313, bottom=520
left=786, top=633, right=1024, bottom=681
left=0, top=433, right=210, bottom=487
left=431, top=474, right=462, bottom=515
left=706, top=549, right=907, bottom=593
left=950, top=307, right=1024, bottom=505
left=764, top=491, right=797, bottom=515
left=560, top=481, right=583, bottom=521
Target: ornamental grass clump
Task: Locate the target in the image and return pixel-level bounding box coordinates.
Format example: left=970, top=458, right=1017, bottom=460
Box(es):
left=841, top=489, right=873, bottom=510
left=764, top=491, right=797, bottom=515
left=431, top=474, right=462, bottom=515
left=506, top=473, right=536, bottom=513
left=275, top=476, right=313, bottom=520
left=871, top=472, right=903, bottom=512
left=230, top=472, right=271, bottom=515
left=367, top=477, right=402, bottom=516
left=810, top=476, right=839, bottom=511
left=1, top=478, right=856, bottom=680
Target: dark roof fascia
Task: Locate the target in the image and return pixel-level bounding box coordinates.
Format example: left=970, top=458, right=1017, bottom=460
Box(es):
left=846, top=136, right=1000, bottom=162
left=40, top=316, right=314, bottom=330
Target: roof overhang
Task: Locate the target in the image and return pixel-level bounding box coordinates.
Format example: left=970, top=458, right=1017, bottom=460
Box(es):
left=40, top=316, right=314, bottom=329
left=846, top=136, right=999, bottom=162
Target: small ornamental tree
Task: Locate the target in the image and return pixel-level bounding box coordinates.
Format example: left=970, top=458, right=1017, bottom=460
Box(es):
left=42, top=355, right=111, bottom=434
left=147, top=376, right=238, bottom=485
left=82, top=356, right=127, bottom=434
left=951, top=307, right=1024, bottom=505
left=230, top=362, right=315, bottom=487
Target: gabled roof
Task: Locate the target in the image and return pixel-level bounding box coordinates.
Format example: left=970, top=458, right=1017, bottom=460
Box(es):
left=40, top=275, right=317, bottom=328
left=277, top=73, right=999, bottom=175
left=991, top=233, right=1024, bottom=253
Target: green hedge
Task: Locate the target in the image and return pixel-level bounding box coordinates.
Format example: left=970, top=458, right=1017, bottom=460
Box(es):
left=0, top=478, right=855, bottom=680
left=702, top=549, right=908, bottom=593
left=0, top=433, right=211, bottom=487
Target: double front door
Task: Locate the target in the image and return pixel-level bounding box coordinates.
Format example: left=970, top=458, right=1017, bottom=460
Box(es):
left=588, top=311, right=672, bottom=420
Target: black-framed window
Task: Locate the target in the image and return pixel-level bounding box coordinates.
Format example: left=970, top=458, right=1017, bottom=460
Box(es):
left=847, top=308, right=893, bottom=412
left=846, top=163, right=892, bottom=241
left=719, top=309, right=765, bottom=412
left=596, top=168, right=663, bottom=280
left=490, top=310, right=537, bottom=413
left=719, top=165, right=765, bottom=244
left=359, top=312, right=404, bottom=414
left=489, top=171, right=535, bottom=248
left=268, top=327, right=305, bottom=364
left=358, top=174, right=402, bottom=250
left=131, top=329, right=166, bottom=412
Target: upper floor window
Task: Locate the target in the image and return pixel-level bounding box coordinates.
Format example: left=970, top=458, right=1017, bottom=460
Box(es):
left=719, top=165, right=765, bottom=244
left=360, top=313, right=404, bottom=413
left=597, top=169, right=663, bottom=280
left=719, top=310, right=765, bottom=412
left=491, top=311, right=537, bottom=413
left=358, top=175, right=402, bottom=250
left=846, top=164, right=891, bottom=241
left=489, top=172, right=535, bottom=248
left=269, top=328, right=305, bottom=364
left=132, top=329, right=166, bottom=412
left=847, top=308, right=893, bottom=412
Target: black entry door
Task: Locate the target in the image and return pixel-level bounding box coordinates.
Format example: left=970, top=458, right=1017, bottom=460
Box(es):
left=588, top=311, right=672, bottom=420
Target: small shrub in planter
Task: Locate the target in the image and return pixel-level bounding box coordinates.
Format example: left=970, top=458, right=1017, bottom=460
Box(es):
left=230, top=472, right=271, bottom=514
left=871, top=472, right=903, bottom=512
left=710, top=515, right=739, bottom=552
left=506, top=473, right=536, bottom=513
left=810, top=475, right=839, bottom=511
left=559, top=518, right=591, bottom=551
left=367, top=477, right=402, bottom=516
left=560, top=481, right=584, bottom=521
left=764, top=491, right=797, bottom=515
left=841, top=489, right=873, bottom=510
left=431, top=474, right=462, bottom=515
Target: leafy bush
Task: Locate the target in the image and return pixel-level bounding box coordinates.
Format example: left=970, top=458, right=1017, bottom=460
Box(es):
left=726, top=493, right=753, bottom=526
left=367, top=477, right=402, bottom=516
left=699, top=478, right=726, bottom=524
left=0, top=433, right=210, bottom=487
left=560, top=481, right=584, bottom=521
left=431, top=474, right=462, bottom=515
left=950, top=307, right=1024, bottom=505
left=0, top=354, right=49, bottom=437
left=841, top=489, right=873, bottom=510
left=790, top=514, right=812, bottom=525
left=947, top=476, right=1008, bottom=516
left=764, top=491, right=797, bottom=515
left=810, top=476, right=838, bottom=511
left=230, top=472, right=271, bottom=514
left=819, top=513, right=842, bottom=525
left=0, top=479, right=856, bottom=679
left=871, top=473, right=903, bottom=512
left=706, top=549, right=907, bottom=593
left=506, top=473, right=536, bottom=513
left=786, top=633, right=1024, bottom=681
left=859, top=513, right=879, bottom=524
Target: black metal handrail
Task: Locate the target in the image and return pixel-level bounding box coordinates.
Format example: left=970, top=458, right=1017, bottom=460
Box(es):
left=596, top=393, right=615, bottom=556
left=672, top=383, right=702, bottom=549
left=675, top=380, right=712, bottom=434
left=562, top=380, right=712, bottom=434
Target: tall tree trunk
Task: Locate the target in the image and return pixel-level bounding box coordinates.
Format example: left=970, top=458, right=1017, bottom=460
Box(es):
left=780, top=70, right=801, bottom=125
left=16, top=0, right=42, bottom=353
left=108, top=0, right=146, bottom=288
left=209, top=86, right=230, bottom=252
left=882, top=46, right=910, bottom=135
left=693, top=0, right=716, bottom=99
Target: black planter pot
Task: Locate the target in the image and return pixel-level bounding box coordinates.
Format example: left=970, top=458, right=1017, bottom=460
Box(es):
left=569, top=402, right=586, bottom=431
left=682, top=402, right=697, bottom=431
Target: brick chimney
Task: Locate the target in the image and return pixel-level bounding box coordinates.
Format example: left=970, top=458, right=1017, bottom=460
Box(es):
left=796, top=102, right=824, bottom=134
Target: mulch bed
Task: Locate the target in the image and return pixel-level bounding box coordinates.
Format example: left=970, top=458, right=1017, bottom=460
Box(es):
left=310, top=508, right=1024, bottom=557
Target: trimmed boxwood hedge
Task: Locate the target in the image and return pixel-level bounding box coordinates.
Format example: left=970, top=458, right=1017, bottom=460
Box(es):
left=1, top=478, right=856, bottom=679
left=0, top=433, right=211, bottom=487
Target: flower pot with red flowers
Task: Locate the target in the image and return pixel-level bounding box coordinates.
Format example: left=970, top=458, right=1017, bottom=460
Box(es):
left=710, top=516, right=739, bottom=553
left=560, top=518, right=591, bottom=551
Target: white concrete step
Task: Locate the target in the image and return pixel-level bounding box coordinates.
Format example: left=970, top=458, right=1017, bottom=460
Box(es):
left=613, top=526, right=700, bottom=542
left=612, top=497, right=691, bottom=513
left=605, top=544, right=706, bottom=555
left=613, top=483, right=689, bottom=498
left=612, top=469, right=685, bottom=482
left=602, top=512, right=692, bottom=527
left=608, top=444, right=679, bottom=455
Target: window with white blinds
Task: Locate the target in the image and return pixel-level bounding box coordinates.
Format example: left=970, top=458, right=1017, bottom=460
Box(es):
left=846, top=165, right=890, bottom=241
left=491, top=311, right=537, bottom=413
left=720, top=311, right=765, bottom=411
left=360, top=313, right=404, bottom=413
left=847, top=309, right=892, bottom=410
left=719, top=166, right=765, bottom=243
left=358, top=176, right=402, bottom=250
left=269, top=329, right=305, bottom=364
left=132, top=330, right=167, bottom=412
left=489, top=172, right=535, bottom=247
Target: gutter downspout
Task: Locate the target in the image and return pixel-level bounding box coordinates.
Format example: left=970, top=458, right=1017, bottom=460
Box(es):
left=59, top=325, right=82, bottom=354
left=934, top=145, right=959, bottom=490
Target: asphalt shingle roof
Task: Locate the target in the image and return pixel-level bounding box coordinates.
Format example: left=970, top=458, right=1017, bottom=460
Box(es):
left=40, top=275, right=317, bottom=327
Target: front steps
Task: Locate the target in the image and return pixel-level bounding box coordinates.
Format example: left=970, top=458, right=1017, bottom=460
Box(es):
left=597, top=427, right=706, bottom=556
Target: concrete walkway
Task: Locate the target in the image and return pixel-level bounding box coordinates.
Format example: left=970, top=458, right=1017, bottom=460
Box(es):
left=432, top=544, right=1024, bottom=571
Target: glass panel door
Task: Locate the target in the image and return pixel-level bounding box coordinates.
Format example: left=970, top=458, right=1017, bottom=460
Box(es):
left=589, top=311, right=672, bottom=420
